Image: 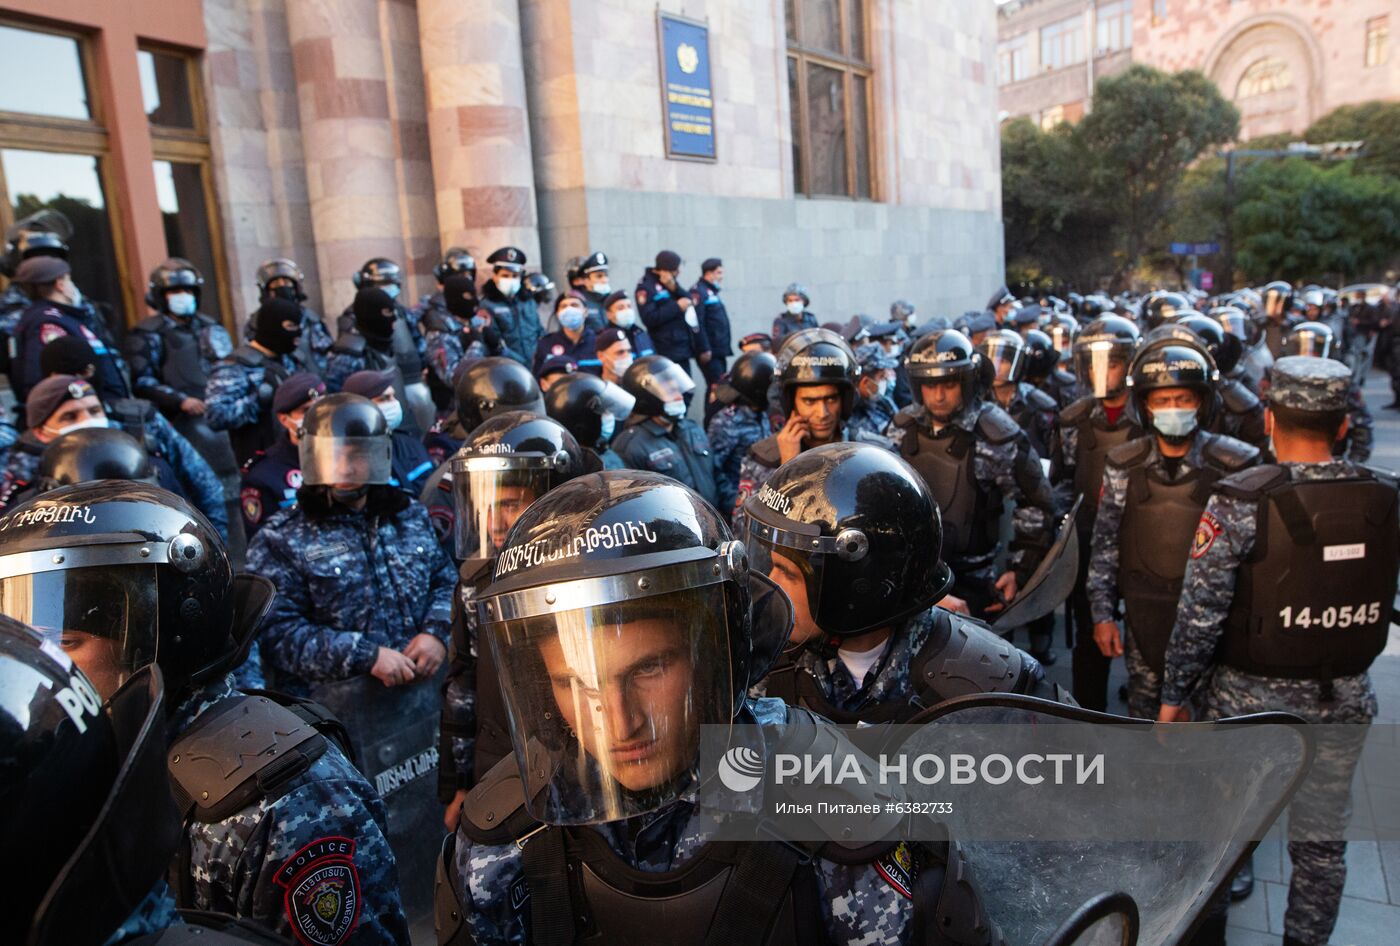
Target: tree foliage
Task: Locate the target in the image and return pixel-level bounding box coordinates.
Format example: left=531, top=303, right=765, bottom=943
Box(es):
left=1305, top=101, right=1400, bottom=179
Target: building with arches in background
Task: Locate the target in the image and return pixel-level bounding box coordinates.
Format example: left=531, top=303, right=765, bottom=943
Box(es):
left=998, top=0, right=1397, bottom=139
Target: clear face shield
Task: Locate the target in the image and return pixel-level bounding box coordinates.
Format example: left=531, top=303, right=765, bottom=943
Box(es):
left=1289, top=329, right=1332, bottom=359
left=298, top=434, right=392, bottom=486
left=638, top=361, right=696, bottom=405
left=593, top=380, right=637, bottom=428
left=1074, top=342, right=1131, bottom=398
left=1214, top=308, right=1250, bottom=340
left=448, top=455, right=555, bottom=561
left=982, top=337, right=1024, bottom=384
left=480, top=550, right=742, bottom=825
left=1049, top=324, right=1075, bottom=363
left=0, top=564, right=159, bottom=700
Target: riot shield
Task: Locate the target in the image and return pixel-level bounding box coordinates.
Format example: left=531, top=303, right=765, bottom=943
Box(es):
left=990, top=495, right=1082, bottom=633
left=892, top=694, right=1312, bottom=946
left=1039, top=892, right=1139, bottom=946
left=310, top=667, right=446, bottom=927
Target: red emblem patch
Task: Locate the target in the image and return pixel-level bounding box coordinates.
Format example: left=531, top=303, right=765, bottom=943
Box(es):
left=286, top=469, right=303, bottom=490
left=1190, top=510, right=1223, bottom=560
left=275, top=837, right=362, bottom=946
left=240, top=487, right=263, bottom=525
left=38, top=323, right=69, bottom=346
left=875, top=842, right=918, bottom=899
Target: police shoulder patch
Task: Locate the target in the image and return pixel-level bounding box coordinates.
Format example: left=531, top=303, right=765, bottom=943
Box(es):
left=287, top=469, right=304, bottom=490
left=241, top=487, right=263, bottom=525
left=874, top=842, right=918, bottom=899
left=38, top=323, right=69, bottom=346
left=274, top=837, right=361, bottom=946
left=1190, top=510, right=1224, bottom=559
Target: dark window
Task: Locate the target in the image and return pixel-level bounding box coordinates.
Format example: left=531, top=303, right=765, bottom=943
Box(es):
left=786, top=0, right=873, bottom=199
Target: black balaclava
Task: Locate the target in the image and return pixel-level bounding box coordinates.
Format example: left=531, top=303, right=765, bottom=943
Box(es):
left=353, top=288, right=397, bottom=348
left=443, top=274, right=478, bottom=321
left=254, top=297, right=304, bottom=355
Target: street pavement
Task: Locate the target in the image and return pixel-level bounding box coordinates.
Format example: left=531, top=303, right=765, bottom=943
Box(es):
left=1032, top=367, right=1400, bottom=946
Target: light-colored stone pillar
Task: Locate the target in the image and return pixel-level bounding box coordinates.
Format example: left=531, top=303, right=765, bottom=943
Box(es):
left=418, top=0, right=541, bottom=266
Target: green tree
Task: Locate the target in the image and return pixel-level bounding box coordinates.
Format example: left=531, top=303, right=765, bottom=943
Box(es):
left=1306, top=101, right=1400, bottom=179
left=1231, top=158, right=1400, bottom=283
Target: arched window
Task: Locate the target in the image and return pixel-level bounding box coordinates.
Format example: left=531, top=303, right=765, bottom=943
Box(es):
left=1236, top=57, right=1292, bottom=97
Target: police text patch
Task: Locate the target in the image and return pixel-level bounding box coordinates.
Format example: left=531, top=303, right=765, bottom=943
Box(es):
left=275, top=837, right=361, bottom=946
left=875, top=842, right=917, bottom=899
left=1190, top=510, right=1223, bottom=560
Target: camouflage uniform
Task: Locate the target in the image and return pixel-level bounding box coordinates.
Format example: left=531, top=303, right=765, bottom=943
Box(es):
left=244, top=495, right=456, bottom=695
left=125, top=312, right=233, bottom=412
left=704, top=402, right=770, bottom=518
left=733, top=425, right=892, bottom=534
left=204, top=348, right=296, bottom=465
left=105, top=883, right=184, bottom=944
left=454, top=699, right=937, bottom=946
left=241, top=307, right=334, bottom=375
left=1088, top=431, right=1257, bottom=719
left=887, top=402, right=1054, bottom=612
left=847, top=391, right=898, bottom=441
left=172, top=676, right=411, bottom=944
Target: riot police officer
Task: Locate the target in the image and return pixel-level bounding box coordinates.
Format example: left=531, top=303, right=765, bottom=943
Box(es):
left=978, top=328, right=1057, bottom=460
left=343, top=368, right=435, bottom=495
left=568, top=250, right=612, bottom=332
left=1260, top=280, right=1300, bottom=359
left=0, top=482, right=412, bottom=943
left=439, top=469, right=1008, bottom=946
left=1050, top=314, right=1142, bottom=711
left=1141, top=290, right=1190, bottom=331
left=239, top=371, right=324, bottom=538
left=337, top=258, right=433, bottom=431
left=748, top=442, right=1069, bottom=722
left=848, top=342, right=901, bottom=439
left=10, top=255, right=130, bottom=403
left=252, top=257, right=334, bottom=373
left=422, top=355, right=545, bottom=466
left=1022, top=327, right=1077, bottom=410
left=1282, top=321, right=1374, bottom=464
left=1158, top=356, right=1398, bottom=946
left=417, top=247, right=477, bottom=337
left=734, top=328, right=889, bottom=528
left=435, top=412, right=589, bottom=824
left=476, top=246, right=542, bottom=367
left=327, top=288, right=425, bottom=436
left=544, top=370, right=635, bottom=471
left=1088, top=341, right=1258, bottom=720
left=891, top=329, right=1056, bottom=620
left=706, top=350, right=776, bottom=516
left=771, top=281, right=818, bottom=343
left=205, top=297, right=299, bottom=466
left=985, top=285, right=1018, bottom=326
left=611, top=354, right=718, bottom=504
left=1161, top=313, right=1267, bottom=449
left=244, top=393, right=455, bottom=924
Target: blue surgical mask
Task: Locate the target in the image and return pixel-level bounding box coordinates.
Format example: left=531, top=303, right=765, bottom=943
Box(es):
left=662, top=400, right=687, bottom=419
left=612, top=308, right=636, bottom=330
left=559, top=307, right=586, bottom=331
left=470, top=314, right=488, bottom=330
left=1152, top=407, right=1198, bottom=439
left=378, top=398, right=404, bottom=431
left=598, top=412, right=617, bottom=442
left=382, top=284, right=401, bottom=300
left=611, top=354, right=634, bottom=377
left=166, top=292, right=197, bottom=316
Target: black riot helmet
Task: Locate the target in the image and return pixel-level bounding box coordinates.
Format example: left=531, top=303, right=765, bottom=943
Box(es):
left=37, top=427, right=157, bottom=492
left=2, top=209, right=71, bottom=276
left=775, top=327, right=859, bottom=418
left=255, top=257, right=307, bottom=302
left=543, top=372, right=636, bottom=452
left=1282, top=320, right=1334, bottom=359
left=476, top=470, right=792, bottom=825
left=434, top=246, right=476, bottom=283
left=718, top=350, right=778, bottom=411
left=0, top=483, right=275, bottom=703
left=1209, top=304, right=1258, bottom=350
left=1046, top=312, right=1079, bottom=363
left=449, top=411, right=589, bottom=561
left=1079, top=294, right=1114, bottom=319
left=0, top=623, right=181, bottom=946
left=16, top=229, right=69, bottom=261
left=144, top=257, right=204, bottom=312
left=744, top=442, right=953, bottom=638
left=523, top=271, right=555, bottom=305
left=976, top=328, right=1026, bottom=388
left=1127, top=340, right=1219, bottom=434
left=351, top=257, right=402, bottom=290
left=454, top=356, right=546, bottom=434
left=1072, top=315, right=1140, bottom=398
left=905, top=328, right=981, bottom=403
left=297, top=393, right=392, bottom=487
left=1261, top=280, right=1293, bottom=319
left=1173, top=312, right=1241, bottom=374
left=1021, top=328, right=1059, bottom=381
left=623, top=354, right=696, bottom=418
left=1142, top=291, right=1190, bottom=330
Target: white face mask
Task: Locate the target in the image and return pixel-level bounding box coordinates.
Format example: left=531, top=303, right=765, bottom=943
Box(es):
left=612, top=308, right=636, bottom=329
left=64, top=280, right=83, bottom=308
left=378, top=398, right=404, bottom=431
left=610, top=354, right=634, bottom=377
left=48, top=416, right=107, bottom=438
left=785, top=300, right=804, bottom=316
left=496, top=276, right=521, bottom=298
left=598, top=412, right=617, bottom=442
left=873, top=378, right=889, bottom=399
left=593, top=281, right=612, bottom=295
left=662, top=400, right=687, bottom=419
left=166, top=292, right=197, bottom=316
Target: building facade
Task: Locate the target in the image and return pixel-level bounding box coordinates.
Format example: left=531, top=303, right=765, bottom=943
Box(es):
left=0, top=0, right=1004, bottom=341
left=999, top=0, right=1397, bottom=141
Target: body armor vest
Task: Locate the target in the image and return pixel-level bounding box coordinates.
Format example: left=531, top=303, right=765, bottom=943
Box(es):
left=1062, top=398, right=1139, bottom=536
left=1219, top=466, right=1398, bottom=679
left=158, top=319, right=216, bottom=397
left=896, top=420, right=998, bottom=563
left=1113, top=438, right=1230, bottom=674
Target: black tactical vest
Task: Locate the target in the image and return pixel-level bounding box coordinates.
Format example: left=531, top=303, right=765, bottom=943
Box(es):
left=1218, top=466, right=1398, bottom=679
left=1112, top=435, right=1255, bottom=673
left=895, top=413, right=1002, bottom=563
left=160, top=319, right=217, bottom=397
left=1061, top=397, right=1140, bottom=536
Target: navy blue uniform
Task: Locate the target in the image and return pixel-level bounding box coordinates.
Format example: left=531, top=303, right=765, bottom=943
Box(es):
left=240, top=436, right=301, bottom=537
left=636, top=270, right=708, bottom=376
left=13, top=299, right=130, bottom=402
left=690, top=277, right=731, bottom=385
left=477, top=281, right=542, bottom=368
left=611, top=415, right=718, bottom=506
left=531, top=328, right=600, bottom=377
left=389, top=429, right=434, bottom=495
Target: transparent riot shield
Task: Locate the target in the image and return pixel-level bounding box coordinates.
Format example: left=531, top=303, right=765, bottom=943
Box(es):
left=310, top=666, right=446, bottom=927
left=891, top=694, right=1313, bottom=946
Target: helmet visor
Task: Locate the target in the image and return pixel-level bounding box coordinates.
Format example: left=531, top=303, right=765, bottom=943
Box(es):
left=1288, top=330, right=1332, bottom=359
left=1074, top=342, right=1131, bottom=398
left=982, top=340, right=1024, bottom=384
left=743, top=511, right=826, bottom=639
left=484, top=584, right=734, bottom=825
left=298, top=433, right=392, bottom=486
left=593, top=380, right=637, bottom=421
left=0, top=565, right=159, bottom=698
left=637, top=361, right=695, bottom=403
left=449, top=456, right=553, bottom=561
left=1049, top=324, right=1075, bottom=361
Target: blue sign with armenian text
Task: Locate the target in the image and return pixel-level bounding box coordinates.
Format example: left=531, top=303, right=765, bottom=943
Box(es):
left=658, top=14, right=716, bottom=161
